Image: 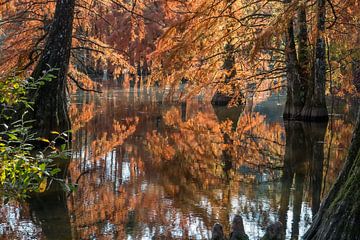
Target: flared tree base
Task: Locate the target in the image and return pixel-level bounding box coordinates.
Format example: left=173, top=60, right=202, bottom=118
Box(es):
left=300, top=105, right=328, bottom=122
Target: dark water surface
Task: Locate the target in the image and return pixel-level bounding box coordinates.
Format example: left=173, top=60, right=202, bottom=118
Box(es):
left=1, top=86, right=358, bottom=239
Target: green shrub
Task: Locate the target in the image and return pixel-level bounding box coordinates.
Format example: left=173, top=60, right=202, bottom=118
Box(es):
left=0, top=69, right=69, bottom=202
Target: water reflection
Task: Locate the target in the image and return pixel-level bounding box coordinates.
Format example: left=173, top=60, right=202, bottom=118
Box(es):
left=280, top=121, right=327, bottom=239
left=0, top=87, right=357, bottom=240
left=28, top=183, right=72, bottom=240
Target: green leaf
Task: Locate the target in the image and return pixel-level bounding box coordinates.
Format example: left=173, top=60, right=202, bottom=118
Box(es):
left=38, top=138, right=50, bottom=143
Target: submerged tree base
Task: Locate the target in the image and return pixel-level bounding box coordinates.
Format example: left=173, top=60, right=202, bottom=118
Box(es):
left=300, top=106, right=329, bottom=122
left=283, top=103, right=328, bottom=122
left=211, top=92, right=233, bottom=106
left=283, top=104, right=304, bottom=121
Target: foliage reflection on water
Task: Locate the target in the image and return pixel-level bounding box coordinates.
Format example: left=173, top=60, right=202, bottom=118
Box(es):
left=0, top=86, right=357, bottom=240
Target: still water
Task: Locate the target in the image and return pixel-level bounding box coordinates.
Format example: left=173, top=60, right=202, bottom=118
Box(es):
left=0, top=86, right=358, bottom=239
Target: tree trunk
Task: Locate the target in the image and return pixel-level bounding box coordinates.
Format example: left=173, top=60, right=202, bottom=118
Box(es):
left=31, top=0, right=75, bottom=138
left=304, top=109, right=360, bottom=239
left=212, top=42, right=237, bottom=106
left=283, top=0, right=304, bottom=120
left=352, top=33, right=360, bottom=92
left=301, top=0, right=328, bottom=121
left=297, top=4, right=310, bottom=115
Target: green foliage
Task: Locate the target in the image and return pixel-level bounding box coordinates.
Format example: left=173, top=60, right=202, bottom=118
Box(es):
left=0, top=68, right=57, bottom=118
left=0, top=69, right=69, bottom=202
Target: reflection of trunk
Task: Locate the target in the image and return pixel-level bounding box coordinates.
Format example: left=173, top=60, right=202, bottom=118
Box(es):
left=212, top=105, right=242, bottom=175
left=28, top=159, right=72, bottom=239
left=304, top=110, right=360, bottom=239
left=279, top=165, right=293, bottom=237
left=301, top=0, right=328, bottom=121
left=212, top=43, right=237, bottom=106
left=31, top=0, right=75, bottom=138
left=279, top=121, right=299, bottom=235
left=304, top=122, right=327, bottom=215
left=29, top=187, right=73, bottom=239
left=286, top=122, right=307, bottom=240
left=181, top=102, right=187, bottom=122
left=212, top=105, right=243, bottom=130
left=281, top=120, right=327, bottom=238
left=291, top=172, right=305, bottom=240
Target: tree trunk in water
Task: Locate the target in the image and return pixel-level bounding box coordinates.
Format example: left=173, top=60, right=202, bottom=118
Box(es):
left=304, top=109, right=360, bottom=239
left=297, top=5, right=311, bottom=117
left=283, top=0, right=304, bottom=120
left=212, top=42, right=237, bottom=106
left=31, top=0, right=75, bottom=138
left=301, top=0, right=328, bottom=121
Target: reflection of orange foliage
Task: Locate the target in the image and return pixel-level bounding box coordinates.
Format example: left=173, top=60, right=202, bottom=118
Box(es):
left=91, top=118, right=139, bottom=158
left=147, top=108, right=285, bottom=184
left=147, top=107, right=226, bottom=165
left=2, top=89, right=356, bottom=239
left=69, top=102, right=96, bottom=133
left=6, top=94, right=356, bottom=240
left=146, top=131, right=176, bottom=161
left=231, top=112, right=285, bottom=168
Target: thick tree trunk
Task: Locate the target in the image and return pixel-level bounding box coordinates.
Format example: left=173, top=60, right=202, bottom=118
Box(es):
left=212, top=42, right=237, bottom=106
left=31, top=0, right=75, bottom=138
left=301, top=0, right=328, bottom=121
left=283, top=14, right=303, bottom=120
left=353, top=60, right=360, bottom=92
left=352, top=34, right=360, bottom=92
left=304, top=109, right=360, bottom=240
left=297, top=4, right=311, bottom=116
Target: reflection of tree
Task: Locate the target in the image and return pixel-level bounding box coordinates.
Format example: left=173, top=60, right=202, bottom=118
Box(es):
left=1, top=90, right=357, bottom=239
left=2, top=90, right=354, bottom=239
left=145, top=105, right=290, bottom=237
left=91, top=118, right=139, bottom=158
left=0, top=204, right=42, bottom=239
left=230, top=112, right=285, bottom=180
left=144, top=103, right=354, bottom=239
left=69, top=102, right=96, bottom=133
left=28, top=184, right=73, bottom=240
left=278, top=121, right=328, bottom=239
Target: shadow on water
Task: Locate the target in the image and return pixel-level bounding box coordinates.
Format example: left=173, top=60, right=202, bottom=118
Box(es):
left=0, top=87, right=357, bottom=240
left=27, top=159, right=74, bottom=240
left=279, top=121, right=327, bottom=239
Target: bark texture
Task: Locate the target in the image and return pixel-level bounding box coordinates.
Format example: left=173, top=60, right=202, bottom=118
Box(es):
left=304, top=109, right=360, bottom=240
left=283, top=1, right=309, bottom=120
left=31, top=0, right=75, bottom=138
left=301, top=0, right=328, bottom=121
left=283, top=14, right=303, bottom=120
left=283, top=1, right=329, bottom=122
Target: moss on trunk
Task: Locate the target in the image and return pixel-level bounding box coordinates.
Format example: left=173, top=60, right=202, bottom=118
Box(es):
left=304, top=110, right=360, bottom=239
